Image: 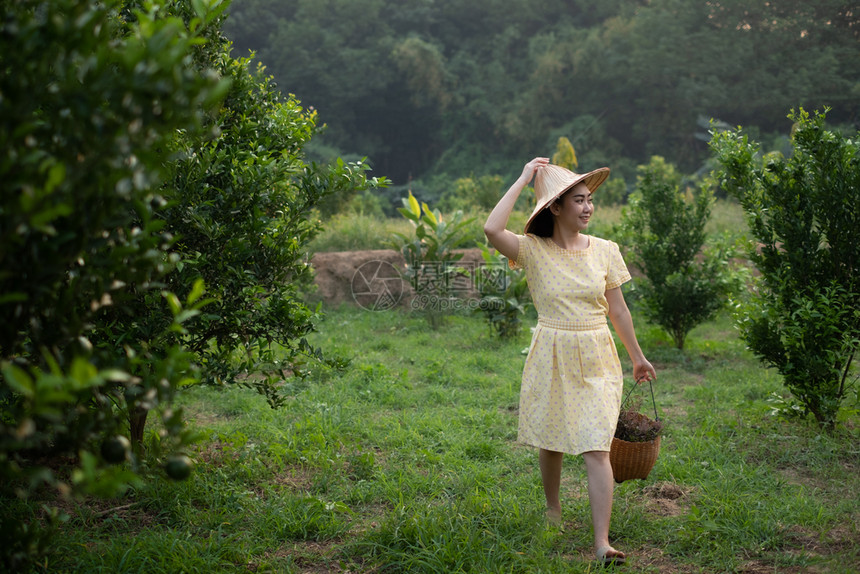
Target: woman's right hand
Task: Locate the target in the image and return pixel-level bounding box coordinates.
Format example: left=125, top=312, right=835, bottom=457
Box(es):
left=520, top=157, right=550, bottom=184
left=484, top=157, right=549, bottom=260
left=633, top=359, right=657, bottom=385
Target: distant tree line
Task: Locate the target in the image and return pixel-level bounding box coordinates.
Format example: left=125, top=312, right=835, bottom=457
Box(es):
left=224, top=0, right=859, bottom=201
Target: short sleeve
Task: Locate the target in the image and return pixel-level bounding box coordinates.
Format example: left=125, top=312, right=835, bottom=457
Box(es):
left=605, top=240, right=631, bottom=290
left=507, top=234, right=532, bottom=270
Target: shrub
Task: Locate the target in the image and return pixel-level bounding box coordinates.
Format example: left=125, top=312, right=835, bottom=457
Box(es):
left=711, top=108, right=860, bottom=429
left=392, top=192, right=474, bottom=328
left=0, top=0, right=227, bottom=568
left=552, top=137, right=578, bottom=170
left=616, top=157, right=745, bottom=349
left=347, top=191, right=388, bottom=219
left=475, top=245, right=533, bottom=339
left=90, top=2, right=389, bottom=452
left=598, top=175, right=628, bottom=206
left=155, top=52, right=382, bottom=409
left=440, top=174, right=506, bottom=212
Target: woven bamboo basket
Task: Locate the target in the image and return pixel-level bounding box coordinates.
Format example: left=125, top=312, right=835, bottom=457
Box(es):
left=609, top=435, right=661, bottom=483
left=610, top=380, right=661, bottom=483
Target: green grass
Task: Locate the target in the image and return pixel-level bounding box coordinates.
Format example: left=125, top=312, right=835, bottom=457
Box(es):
left=25, top=304, right=859, bottom=573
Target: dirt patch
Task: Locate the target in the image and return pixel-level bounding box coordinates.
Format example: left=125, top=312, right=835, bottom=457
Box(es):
left=346, top=502, right=391, bottom=537
left=182, top=402, right=228, bottom=427
left=734, top=560, right=784, bottom=574
left=564, top=545, right=707, bottom=573
left=311, top=248, right=488, bottom=309
left=642, top=481, right=694, bottom=517
left=272, top=465, right=316, bottom=492
left=643, top=482, right=690, bottom=500
left=257, top=539, right=364, bottom=574
left=785, top=524, right=859, bottom=557
left=192, top=440, right=235, bottom=467
left=625, top=547, right=703, bottom=573
left=777, top=467, right=831, bottom=493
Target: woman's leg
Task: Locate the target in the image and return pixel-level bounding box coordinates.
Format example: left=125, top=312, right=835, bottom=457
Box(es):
left=539, top=448, right=564, bottom=522
left=582, top=450, right=622, bottom=556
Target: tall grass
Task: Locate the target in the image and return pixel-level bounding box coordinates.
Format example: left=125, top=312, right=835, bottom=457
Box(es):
left=26, top=304, right=858, bottom=573
left=310, top=199, right=746, bottom=253
left=309, top=212, right=413, bottom=252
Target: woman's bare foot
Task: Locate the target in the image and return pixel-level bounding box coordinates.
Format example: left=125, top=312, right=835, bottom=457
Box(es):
left=595, top=545, right=626, bottom=565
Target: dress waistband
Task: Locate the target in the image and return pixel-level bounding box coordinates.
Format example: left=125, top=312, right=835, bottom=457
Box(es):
left=537, top=317, right=607, bottom=331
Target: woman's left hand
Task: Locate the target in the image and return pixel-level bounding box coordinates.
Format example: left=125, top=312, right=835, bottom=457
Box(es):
left=633, top=360, right=656, bottom=384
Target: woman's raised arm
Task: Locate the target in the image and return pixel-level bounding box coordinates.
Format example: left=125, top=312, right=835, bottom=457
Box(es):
left=484, top=157, right=549, bottom=260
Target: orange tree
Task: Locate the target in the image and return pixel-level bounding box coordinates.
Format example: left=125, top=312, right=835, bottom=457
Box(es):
left=616, top=157, right=744, bottom=350
left=0, top=0, right=228, bottom=568
left=711, top=108, right=860, bottom=429
left=100, top=2, right=387, bottom=447
left=0, top=0, right=385, bottom=569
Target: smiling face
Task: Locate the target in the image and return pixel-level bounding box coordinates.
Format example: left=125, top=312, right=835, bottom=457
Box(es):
left=549, top=181, right=594, bottom=233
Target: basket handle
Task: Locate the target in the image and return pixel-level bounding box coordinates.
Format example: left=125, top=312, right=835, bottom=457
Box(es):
left=621, top=379, right=659, bottom=421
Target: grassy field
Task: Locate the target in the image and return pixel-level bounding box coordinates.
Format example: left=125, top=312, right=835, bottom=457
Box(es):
left=35, top=302, right=859, bottom=573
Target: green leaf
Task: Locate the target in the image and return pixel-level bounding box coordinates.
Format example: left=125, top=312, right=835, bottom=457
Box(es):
left=2, top=363, right=35, bottom=398
left=191, top=0, right=208, bottom=21
left=421, top=203, right=437, bottom=226
left=69, top=357, right=99, bottom=390
left=203, top=77, right=232, bottom=108
left=407, top=192, right=421, bottom=218
left=0, top=292, right=28, bottom=304
left=187, top=278, right=206, bottom=305
left=100, top=369, right=132, bottom=383
left=164, top=292, right=182, bottom=316
left=175, top=309, right=201, bottom=324
left=397, top=207, right=419, bottom=222
left=45, top=161, right=67, bottom=193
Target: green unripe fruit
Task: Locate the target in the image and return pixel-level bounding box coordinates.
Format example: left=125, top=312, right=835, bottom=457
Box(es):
left=165, top=454, right=193, bottom=481
left=100, top=436, right=130, bottom=464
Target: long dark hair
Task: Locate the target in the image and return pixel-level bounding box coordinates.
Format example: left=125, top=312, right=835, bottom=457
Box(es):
left=529, top=208, right=554, bottom=237
left=529, top=185, right=578, bottom=237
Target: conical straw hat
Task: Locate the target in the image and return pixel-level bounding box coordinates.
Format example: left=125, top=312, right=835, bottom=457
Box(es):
left=524, top=164, right=610, bottom=235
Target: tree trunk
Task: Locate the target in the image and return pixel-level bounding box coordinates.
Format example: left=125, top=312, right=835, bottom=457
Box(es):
left=129, top=407, right=148, bottom=456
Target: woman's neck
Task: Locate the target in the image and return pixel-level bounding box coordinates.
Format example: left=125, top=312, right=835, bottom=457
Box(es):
left=550, top=228, right=589, bottom=251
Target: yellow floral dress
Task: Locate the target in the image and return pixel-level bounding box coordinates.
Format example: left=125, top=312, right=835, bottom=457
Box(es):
left=510, top=234, right=631, bottom=454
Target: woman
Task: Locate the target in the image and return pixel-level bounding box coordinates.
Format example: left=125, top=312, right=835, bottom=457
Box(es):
left=484, top=157, right=656, bottom=565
